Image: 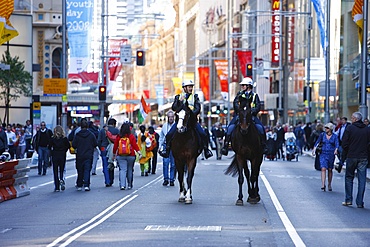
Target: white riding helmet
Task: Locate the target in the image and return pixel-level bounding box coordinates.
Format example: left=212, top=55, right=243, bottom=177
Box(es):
left=239, top=77, right=253, bottom=86
left=182, top=80, right=195, bottom=87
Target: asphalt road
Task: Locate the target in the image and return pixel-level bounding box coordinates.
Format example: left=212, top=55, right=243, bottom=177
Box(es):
left=1, top=152, right=370, bottom=247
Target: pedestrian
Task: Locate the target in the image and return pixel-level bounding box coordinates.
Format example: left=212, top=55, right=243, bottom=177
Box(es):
left=113, top=122, right=141, bottom=190
left=158, top=110, right=176, bottom=186
left=211, top=122, right=225, bottom=160
left=25, top=120, right=33, bottom=158
left=294, top=121, right=305, bottom=155
left=303, top=122, right=312, bottom=151
left=275, top=122, right=285, bottom=159
left=97, top=118, right=119, bottom=187
left=16, top=127, right=27, bottom=159
left=88, top=121, right=100, bottom=176
left=310, top=123, right=324, bottom=170
left=49, top=125, right=70, bottom=192
left=0, top=124, right=8, bottom=154
left=341, top=112, right=370, bottom=208
left=72, top=118, right=98, bottom=191
left=5, top=124, right=17, bottom=159
left=148, top=126, right=159, bottom=174
left=313, top=122, right=338, bottom=192
left=137, top=125, right=153, bottom=176
left=334, top=117, right=351, bottom=173
left=33, top=121, right=53, bottom=175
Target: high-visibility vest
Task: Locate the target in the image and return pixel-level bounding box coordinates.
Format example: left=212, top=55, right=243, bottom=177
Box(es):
left=180, top=92, right=195, bottom=110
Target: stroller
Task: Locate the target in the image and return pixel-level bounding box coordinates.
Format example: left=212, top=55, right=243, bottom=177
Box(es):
left=285, top=137, right=298, bottom=161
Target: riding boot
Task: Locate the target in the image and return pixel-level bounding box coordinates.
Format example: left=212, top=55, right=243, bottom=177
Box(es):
left=260, top=133, right=268, bottom=154
left=221, top=134, right=231, bottom=156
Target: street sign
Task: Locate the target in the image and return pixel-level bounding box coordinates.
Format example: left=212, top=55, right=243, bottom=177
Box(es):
left=33, top=102, right=41, bottom=110
left=120, top=44, right=132, bottom=64
left=43, top=78, right=67, bottom=96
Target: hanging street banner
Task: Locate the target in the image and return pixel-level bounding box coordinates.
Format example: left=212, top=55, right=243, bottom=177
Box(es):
left=198, top=67, right=210, bottom=101
left=0, top=0, right=18, bottom=45
left=236, top=50, right=253, bottom=78
left=214, top=60, right=229, bottom=101
left=232, top=27, right=240, bottom=83
left=67, top=0, right=94, bottom=73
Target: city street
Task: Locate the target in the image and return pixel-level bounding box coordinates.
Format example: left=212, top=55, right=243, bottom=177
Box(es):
left=1, top=152, right=370, bottom=247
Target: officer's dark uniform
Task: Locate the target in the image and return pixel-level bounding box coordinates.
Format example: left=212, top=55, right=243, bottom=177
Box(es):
left=159, top=92, right=213, bottom=159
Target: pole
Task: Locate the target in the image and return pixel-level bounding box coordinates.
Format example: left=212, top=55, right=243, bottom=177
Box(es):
left=359, top=0, right=368, bottom=119
left=61, top=0, right=68, bottom=133
left=278, top=0, right=283, bottom=124
left=100, top=0, right=106, bottom=127
left=283, top=0, right=289, bottom=125
left=305, top=0, right=312, bottom=123
left=324, top=0, right=330, bottom=124
left=226, top=0, right=231, bottom=125
left=208, top=47, right=212, bottom=131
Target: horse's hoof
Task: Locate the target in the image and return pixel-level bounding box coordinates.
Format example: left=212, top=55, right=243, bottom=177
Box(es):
left=247, top=197, right=260, bottom=204
left=236, top=199, right=243, bottom=206
left=178, top=198, right=185, bottom=203
left=185, top=198, right=193, bottom=204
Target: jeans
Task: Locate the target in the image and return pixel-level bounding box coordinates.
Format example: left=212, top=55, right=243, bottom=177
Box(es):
left=38, top=146, right=50, bottom=174
left=76, top=158, right=92, bottom=187
left=345, top=158, right=368, bottom=206
left=163, top=152, right=176, bottom=182
left=100, top=149, right=112, bottom=185
left=116, top=155, right=135, bottom=188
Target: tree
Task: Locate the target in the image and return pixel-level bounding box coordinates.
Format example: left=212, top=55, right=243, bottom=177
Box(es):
left=0, top=50, right=32, bottom=124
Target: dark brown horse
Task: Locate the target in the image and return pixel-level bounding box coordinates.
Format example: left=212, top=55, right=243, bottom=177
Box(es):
left=171, top=103, right=201, bottom=204
left=225, top=96, right=263, bottom=205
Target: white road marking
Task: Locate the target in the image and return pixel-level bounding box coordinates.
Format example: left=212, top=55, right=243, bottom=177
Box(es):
left=145, top=225, right=222, bottom=231
left=47, top=175, right=163, bottom=247
left=260, top=171, right=306, bottom=247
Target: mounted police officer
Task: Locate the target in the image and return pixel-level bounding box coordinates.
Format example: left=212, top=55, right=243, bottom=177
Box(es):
left=159, top=80, right=213, bottom=159
left=221, top=77, right=267, bottom=156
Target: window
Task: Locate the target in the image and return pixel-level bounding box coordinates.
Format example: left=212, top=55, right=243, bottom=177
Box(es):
left=52, top=48, right=62, bottom=78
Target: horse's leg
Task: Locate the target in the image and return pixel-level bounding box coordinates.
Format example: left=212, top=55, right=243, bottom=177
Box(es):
left=248, top=158, right=262, bottom=204
left=185, top=158, right=196, bottom=204
left=175, top=159, right=186, bottom=202
left=236, top=156, right=244, bottom=206
left=243, top=160, right=253, bottom=203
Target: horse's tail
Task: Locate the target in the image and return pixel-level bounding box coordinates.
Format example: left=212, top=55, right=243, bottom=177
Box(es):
left=224, top=156, right=239, bottom=177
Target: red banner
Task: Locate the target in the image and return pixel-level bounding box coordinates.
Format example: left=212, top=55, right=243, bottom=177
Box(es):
left=198, top=67, right=210, bottom=101
left=108, top=39, right=127, bottom=81
left=236, top=50, right=253, bottom=78
left=143, top=90, right=150, bottom=99
left=214, top=60, right=228, bottom=92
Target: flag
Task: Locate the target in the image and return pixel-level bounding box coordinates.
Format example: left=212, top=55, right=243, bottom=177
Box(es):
left=138, top=96, right=150, bottom=124
left=0, top=0, right=18, bottom=45
left=352, top=0, right=363, bottom=44
left=311, top=0, right=327, bottom=54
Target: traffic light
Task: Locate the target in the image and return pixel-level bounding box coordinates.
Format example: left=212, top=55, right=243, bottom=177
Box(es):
left=99, top=85, right=106, bottom=101
left=136, top=50, right=145, bottom=66
left=246, top=63, right=253, bottom=77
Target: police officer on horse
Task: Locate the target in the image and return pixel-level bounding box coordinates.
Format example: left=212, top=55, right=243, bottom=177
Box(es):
left=221, top=77, right=267, bottom=156
left=159, top=80, right=213, bottom=159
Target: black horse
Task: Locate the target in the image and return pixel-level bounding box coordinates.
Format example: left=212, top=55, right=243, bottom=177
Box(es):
left=225, top=96, right=264, bottom=205
left=171, top=103, right=201, bottom=204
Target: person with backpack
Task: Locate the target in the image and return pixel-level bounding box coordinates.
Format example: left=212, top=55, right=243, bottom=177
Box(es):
left=294, top=121, right=306, bottom=155
left=97, top=118, right=119, bottom=187
left=113, top=122, right=141, bottom=190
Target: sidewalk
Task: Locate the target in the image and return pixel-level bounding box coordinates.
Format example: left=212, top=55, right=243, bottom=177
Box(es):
left=302, top=150, right=370, bottom=181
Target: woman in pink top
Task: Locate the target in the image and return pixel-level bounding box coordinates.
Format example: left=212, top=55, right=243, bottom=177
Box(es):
left=113, top=122, right=141, bottom=190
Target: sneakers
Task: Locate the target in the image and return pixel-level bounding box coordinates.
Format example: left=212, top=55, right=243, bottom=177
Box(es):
left=84, top=187, right=90, bottom=191
left=120, top=186, right=125, bottom=190
left=342, top=201, right=352, bottom=206
left=162, top=180, right=169, bottom=186
left=54, top=189, right=60, bottom=192
left=60, top=180, right=65, bottom=191
left=76, top=187, right=82, bottom=191
left=170, top=181, right=175, bottom=186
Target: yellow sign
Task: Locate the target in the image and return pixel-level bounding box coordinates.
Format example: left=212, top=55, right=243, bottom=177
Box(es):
left=43, top=78, right=67, bottom=96
left=33, top=102, right=41, bottom=110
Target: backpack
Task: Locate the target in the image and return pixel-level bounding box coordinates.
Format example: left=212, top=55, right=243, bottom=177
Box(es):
left=146, top=133, right=157, bottom=152
left=118, top=137, right=131, bottom=155
left=106, top=130, right=118, bottom=143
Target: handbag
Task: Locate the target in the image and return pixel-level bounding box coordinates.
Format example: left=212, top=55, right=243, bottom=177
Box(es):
left=315, top=141, right=323, bottom=155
